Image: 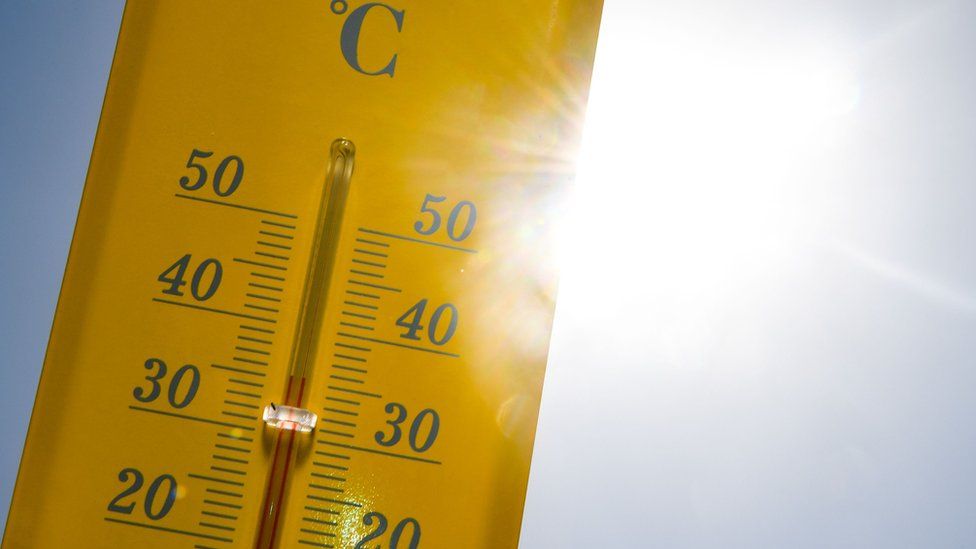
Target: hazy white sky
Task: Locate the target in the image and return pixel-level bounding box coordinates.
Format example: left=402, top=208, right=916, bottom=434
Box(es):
left=3, top=1, right=976, bottom=546
left=523, top=1, right=976, bottom=546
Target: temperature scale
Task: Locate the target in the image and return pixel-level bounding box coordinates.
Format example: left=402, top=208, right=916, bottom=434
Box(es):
left=3, top=1, right=602, bottom=547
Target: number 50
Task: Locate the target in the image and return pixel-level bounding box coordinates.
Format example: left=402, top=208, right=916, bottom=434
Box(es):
left=413, top=194, right=476, bottom=242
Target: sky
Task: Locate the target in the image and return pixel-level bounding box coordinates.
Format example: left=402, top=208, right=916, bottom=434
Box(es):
left=3, top=0, right=976, bottom=546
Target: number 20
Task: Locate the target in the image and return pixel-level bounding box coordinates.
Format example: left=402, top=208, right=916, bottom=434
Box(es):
left=355, top=512, right=421, bottom=549
left=106, top=468, right=177, bottom=521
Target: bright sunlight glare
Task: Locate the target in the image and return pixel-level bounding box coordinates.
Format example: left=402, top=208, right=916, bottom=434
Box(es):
left=556, top=16, right=860, bottom=361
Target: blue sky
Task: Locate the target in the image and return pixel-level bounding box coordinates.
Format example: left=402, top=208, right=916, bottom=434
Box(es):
left=3, top=1, right=976, bottom=546
left=0, top=0, right=124, bottom=531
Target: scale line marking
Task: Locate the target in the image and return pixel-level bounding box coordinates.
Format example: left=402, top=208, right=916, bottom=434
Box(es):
left=212, top=364, right=266, bottom=377
left=322, top=417, right=357, bottom=427
left=199, top=522, right=235, bottom=532
left=309, top=483, right=345, bottom=493
left=307, top=494, right=362, bottom=508
left=217, top=433, right=254, bottom=443
left=233, top=356, right=269, bottom=366
left=204, top=500, right=243, bottom=510
left=234, top=258, right=287, bottom=272
left=238, top=335, right=272, bottom=345
left=319, top=441, right=443, bottom=465
left=202, top=510, right=238, bottom=520
left=251, top=271, right=286, bottom=282
left=341, top=311, right=376, bottom=321
left=320, top=429, right=354, bottom=438
left=104, top=517, right=232, bottom=543
left=325, top=396, right=360, bottom=406
left=153, top=298, right=274, bottom=323
left=327, top=385, right=381, bottom=398
left=244, top=303, right=279, bottom=313
left=211, top=466, right=246, bottom=476
left=222, top=410, right=258, bottom=421
left=249, top=282, right=283, bottom=292
left=129, top=406, right=254, bottom=431
left=259, top=230, right=294, bottom=240
left=355, top=237, right=389, bottom=247
left=228, top=378, right=265, bottom=388
left=240, top=323, right=275, bottom=334
left=175, top=192, right=297, bottom=219
left=226, top=389, right=261, bottom=399
left=339, top=321, right=374, bottom=332
left=261, top=219, right=296, bottom=229
left=346, top=290, right=379, bottom=299
left=330, top=375, right=364, bottom=385
left=349, top=269, right=383, bottom=279
left=351, top=258, right=386, bottom=268
left=302, top=516, right=339, bottom=525
left=337, top=332, right=460, bottom=358
left=332, top=364, right=367, bottom=374
left=216, top=444, right=251, bottom=454
left=352, top=248, right=388, bottom=258
left=235, top=345, right=270, bottom=356
left=206, top=488, right=243, bottom=498
left=323, top=407, right=359, bottom=417
left=255, top=251, right=289, bottom=261
left=347, top=279, right=401, bottom=293
left=257, top=240, right=292, bottom=251
left=335, top=342, right=370, bottom=352
left=297, top=540, right=334, bottom=548
left=300, top=527, right=337, bottom=536
left=245, top=293, right=281, bottom=303
left=213, top=454, right=249, bottom=465
left=224, top=399, right=260, bottom=409
left=358, top=227, right=477, bottom=253
left=311, top=473, right=347, bottom=482
left=343, top=300, right=378, bottom=310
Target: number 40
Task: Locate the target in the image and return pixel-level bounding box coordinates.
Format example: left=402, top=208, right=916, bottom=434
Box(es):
left=396, top=299, right=458, bottom=346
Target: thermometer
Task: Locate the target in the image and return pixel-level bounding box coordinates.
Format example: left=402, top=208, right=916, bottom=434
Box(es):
left=3, top=1, right=602, bottom=547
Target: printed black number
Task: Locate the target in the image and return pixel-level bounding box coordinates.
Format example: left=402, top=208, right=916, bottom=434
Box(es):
left=375, top=403, right=440, bottom=453
left=413, top=194, right=477, bottom=241
left=395, top=299, right=458, bottom=346
left=106, top=468, right=143, bottom=515
left=158, top=255, right=222, bottom=301
left=144, top=474, right=177, bottom=520
left=408, top=409, right=439, bottom=452
left=355, top=512, right=388, bottom=548
left=213, top=155, right=244, bottom=197
left=375, top=403, right=407, bottom=447
left=107, top=469, right=176, bottom=521
left=446, top=200, right=476, bottom=241
left=167, top=364, right=201, bottom=409
left=133, top=358, right=166, bottom=404
left=179, top=149, right=212, bottom=191
left=179, top=149, right=244, bottom=197
left=355, top=512, right=421, bottom=549
left=190, top=258, right=222, bottom=300
left=134, top=358, right=200, bottom=409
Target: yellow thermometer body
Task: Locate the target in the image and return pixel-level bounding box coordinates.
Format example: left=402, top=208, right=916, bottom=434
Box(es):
left=3, top=1, right=602, bottom=547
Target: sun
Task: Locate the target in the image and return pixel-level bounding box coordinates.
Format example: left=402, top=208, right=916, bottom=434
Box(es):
left=554, top=25, right=860, bottom=356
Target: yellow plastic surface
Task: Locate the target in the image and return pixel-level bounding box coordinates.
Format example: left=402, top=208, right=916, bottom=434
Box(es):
left=3, top=1, right=602, bottom=547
